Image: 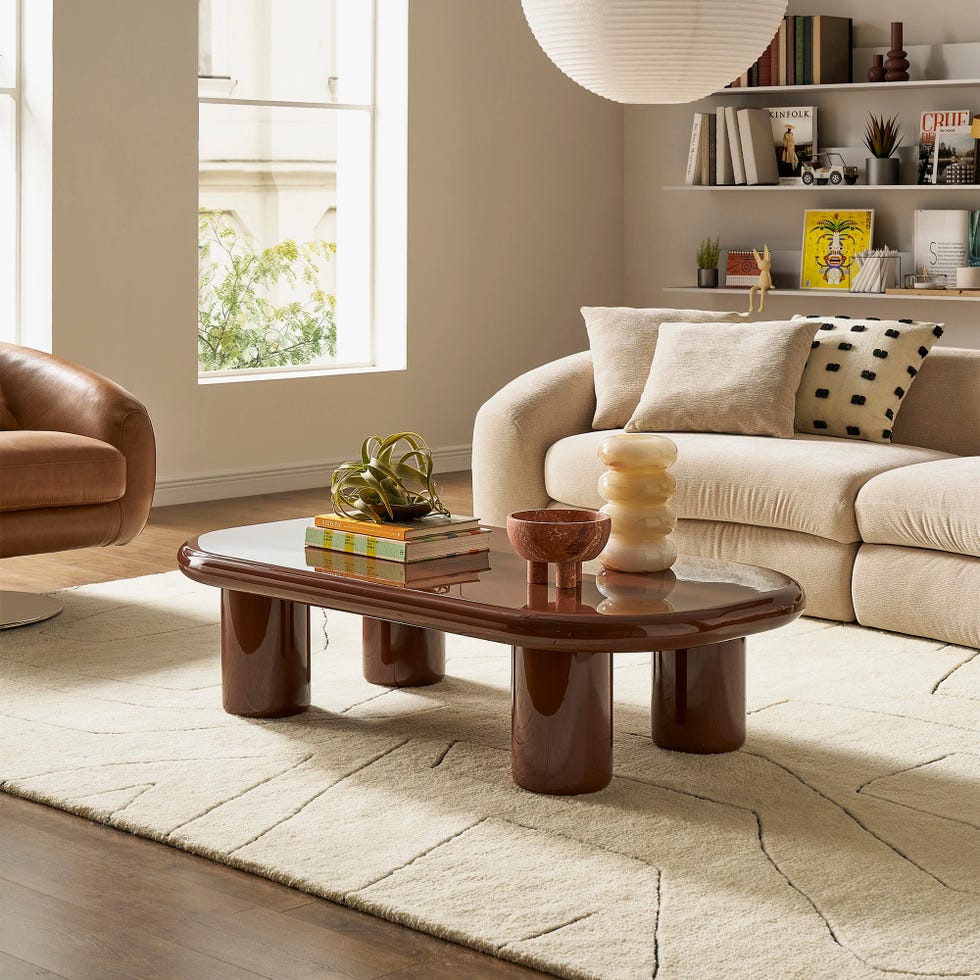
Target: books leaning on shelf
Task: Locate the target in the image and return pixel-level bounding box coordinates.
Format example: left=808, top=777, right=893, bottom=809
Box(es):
left=736, top=108, right=780, bottom=185
left=914, top=209, right=974, bottom=287
left=725, top=250, right=762, bottom=288
left=305, top=523, right=491, bottom=563
left=313, top=511, right=480, bottom=541
left=685, top=112, right=718, bottom=186
left=304, top=547, right=491, bottom=588
left=917, top=110, right=972, bottom=184
left=727, top=15, right=851, bottom=88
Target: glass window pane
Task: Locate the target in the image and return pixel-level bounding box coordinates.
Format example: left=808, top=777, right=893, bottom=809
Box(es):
left=198, top=102, right=371, bottom=373
left=198, top=0, right=372, bottom=105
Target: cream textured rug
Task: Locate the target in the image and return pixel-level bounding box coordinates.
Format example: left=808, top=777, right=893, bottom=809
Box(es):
left=1, top=572, right=978, bottom=980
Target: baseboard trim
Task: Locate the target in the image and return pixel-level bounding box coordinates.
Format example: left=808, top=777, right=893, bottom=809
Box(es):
left=152, top=444, right=472, bottom=508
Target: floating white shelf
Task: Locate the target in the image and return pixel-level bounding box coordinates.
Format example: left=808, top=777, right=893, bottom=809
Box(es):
left=663, top=287, right=980, bottom=303
left=662, top=184, right=976, bottom=192
left=712, top=78, right=980, bottom=95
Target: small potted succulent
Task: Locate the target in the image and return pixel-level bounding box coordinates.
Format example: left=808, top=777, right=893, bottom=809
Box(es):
left=864, top=113, right=902, bottom=185
left=696, top=236, right=720, bottom=288
left=331, top=431, right=449, bottom=523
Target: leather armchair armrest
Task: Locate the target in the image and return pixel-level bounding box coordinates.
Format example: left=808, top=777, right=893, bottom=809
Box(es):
left=472, top=351, right=596, bottom=527
left=0, top=343, right=156, bottom=543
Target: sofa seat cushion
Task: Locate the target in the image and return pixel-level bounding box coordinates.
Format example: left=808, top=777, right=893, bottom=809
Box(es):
left=855, top=457, right=980, bottom=557
left=544, top=430, right=953, bottom=544
left=0, top=430, right=126, bottom=511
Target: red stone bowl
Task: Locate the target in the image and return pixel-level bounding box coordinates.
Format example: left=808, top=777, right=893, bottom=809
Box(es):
left=506, top=509, right=611, bottom=588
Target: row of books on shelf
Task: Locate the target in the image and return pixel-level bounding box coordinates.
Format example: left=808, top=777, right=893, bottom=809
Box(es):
left=687, top=107, right=978, bottom=187
left=687, top=106, right=816, bottom=186
left=727, top=14, right=852, bottom=88
left=304, top=511, right=491, bottom=588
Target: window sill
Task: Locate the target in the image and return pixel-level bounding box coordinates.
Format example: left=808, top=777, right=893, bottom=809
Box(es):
left=197, top=362, right=406, bottom=385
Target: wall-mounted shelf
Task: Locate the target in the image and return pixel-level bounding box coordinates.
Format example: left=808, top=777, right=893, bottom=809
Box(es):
left=663, top=184, right=976, bottom=192
left=712, top=77, right=980, bottom=95
left=664, top=287, right=979, bottom=303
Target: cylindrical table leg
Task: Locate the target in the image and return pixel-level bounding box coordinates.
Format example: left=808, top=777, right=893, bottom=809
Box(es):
left=512, top=646, right=613, bottom=795
left=362, top=619, right=446, bottom=687
left=652, top=638, right=745, bottom=753
left=221, top=590, right=310, bottom=717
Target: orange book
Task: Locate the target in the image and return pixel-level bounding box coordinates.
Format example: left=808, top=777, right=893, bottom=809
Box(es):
left=313, top=511, right=480, bottom=541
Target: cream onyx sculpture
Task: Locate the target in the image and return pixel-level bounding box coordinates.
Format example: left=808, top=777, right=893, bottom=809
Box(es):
left=596, top=433, right=678, bottom=573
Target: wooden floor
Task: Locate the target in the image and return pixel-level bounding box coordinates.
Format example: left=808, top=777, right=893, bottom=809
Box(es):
left=0, top=474, right=546, bottom=979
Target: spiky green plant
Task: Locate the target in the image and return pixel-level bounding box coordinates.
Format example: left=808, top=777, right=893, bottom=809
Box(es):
left=863, top=113, right=902, bottom=158
left=330, top=432, right=450, bottom=524
left=696, top=236, right=720, bottom=269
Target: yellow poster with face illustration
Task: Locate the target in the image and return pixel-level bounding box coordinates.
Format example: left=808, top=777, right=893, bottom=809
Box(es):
left=800, top=210, right=874, bottom=289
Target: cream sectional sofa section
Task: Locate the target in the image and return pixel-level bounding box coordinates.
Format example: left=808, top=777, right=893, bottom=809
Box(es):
left=472, top=347, right=980, bottom=648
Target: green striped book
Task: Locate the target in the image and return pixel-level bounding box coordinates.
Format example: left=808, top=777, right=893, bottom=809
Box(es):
left=304, top=525, right=490, bottom=563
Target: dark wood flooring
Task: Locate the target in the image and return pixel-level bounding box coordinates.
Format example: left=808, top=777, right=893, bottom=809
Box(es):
left=0, top=474, right=547, bottom=979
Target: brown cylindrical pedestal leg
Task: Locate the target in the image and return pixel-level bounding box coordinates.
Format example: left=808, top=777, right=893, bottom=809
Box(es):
left=652, top=638, right=745, bottom=753
left=512, top=646, right=613, bottom=795
left=362, top=619, right=445, bottom=687
left=221, top=590, right=310, bottom=717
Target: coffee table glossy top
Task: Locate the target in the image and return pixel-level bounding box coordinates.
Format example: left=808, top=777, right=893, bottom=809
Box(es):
left=179, top=518, right=804, bottom=652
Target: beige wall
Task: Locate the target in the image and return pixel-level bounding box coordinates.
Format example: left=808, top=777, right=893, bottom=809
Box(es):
left=624, top=0, right=980, bottom=347
left=44, top=0, right=623, bottom=500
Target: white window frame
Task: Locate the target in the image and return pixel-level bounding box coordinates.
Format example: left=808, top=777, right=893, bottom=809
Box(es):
left=1, top=0, right=21, bottom=343
left=196, top=0, right=383, bottom=383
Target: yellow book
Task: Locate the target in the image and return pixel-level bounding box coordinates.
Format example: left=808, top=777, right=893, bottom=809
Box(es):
left=313, top=511, right=480, bottom=541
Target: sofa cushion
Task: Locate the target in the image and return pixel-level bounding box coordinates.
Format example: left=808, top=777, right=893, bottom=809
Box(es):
left=544, top=430, right=952, bottom=543
left=582, top=307, right=744, bottom=431
left=792, top=315, right=943, bottom=444
left=855, top=457, right=980, bottom=558
left=625, top=320, right=815, bottom=438
left=0, top=431, right=126, bottom=512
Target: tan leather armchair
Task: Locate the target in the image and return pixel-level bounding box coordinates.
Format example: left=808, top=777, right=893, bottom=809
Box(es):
left=0, top=343, right=156, bottom=561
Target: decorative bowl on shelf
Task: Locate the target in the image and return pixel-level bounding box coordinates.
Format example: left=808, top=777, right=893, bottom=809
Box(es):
left=506, top=509, right=611, bottom=589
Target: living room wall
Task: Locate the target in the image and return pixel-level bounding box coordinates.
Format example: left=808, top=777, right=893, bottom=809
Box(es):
left=623, top=0, right=980, bottom=348
left=39, top=0, right=623, bottom=503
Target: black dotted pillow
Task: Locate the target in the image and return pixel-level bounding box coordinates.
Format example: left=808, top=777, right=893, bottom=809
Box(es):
left=792, top=315, right=944, bottom=442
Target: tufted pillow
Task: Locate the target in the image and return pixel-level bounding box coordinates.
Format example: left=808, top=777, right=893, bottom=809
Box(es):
left=792, top=315, right=944, bottom=443
left=625, top=319, right=816, bottom=438
left=582, top=306, right=746, bottom=430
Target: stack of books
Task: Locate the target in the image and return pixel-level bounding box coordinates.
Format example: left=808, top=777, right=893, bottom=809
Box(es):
left=688, top=105, right=816, bottom=187
left=728, top=15, right=852, bottom=88
left=304, top=512, right=491, bottom=588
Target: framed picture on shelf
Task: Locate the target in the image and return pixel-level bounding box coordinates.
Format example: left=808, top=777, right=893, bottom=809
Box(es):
left=800, top=209, right=874, bottom=290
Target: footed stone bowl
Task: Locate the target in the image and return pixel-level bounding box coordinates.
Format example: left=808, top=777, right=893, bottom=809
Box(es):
left=506, top=509, right=611, bottom=589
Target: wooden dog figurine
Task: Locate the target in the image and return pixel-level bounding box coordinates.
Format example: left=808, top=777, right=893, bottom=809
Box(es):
left=749, top=245, right=773, bottom=313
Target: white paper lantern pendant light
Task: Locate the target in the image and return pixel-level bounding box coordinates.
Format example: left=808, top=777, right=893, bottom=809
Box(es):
left=521, top=0, right=788, bottom=104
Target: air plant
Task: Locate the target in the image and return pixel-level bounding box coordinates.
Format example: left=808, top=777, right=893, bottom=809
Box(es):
left=864, top=113, right=902, bottom=159
left=696, top=236, right=721, bottom=270
left=330, top=431, right=450, bottom=523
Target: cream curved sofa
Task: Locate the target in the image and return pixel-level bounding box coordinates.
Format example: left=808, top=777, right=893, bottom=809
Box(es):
left=472, top=345, right=980, bottom=648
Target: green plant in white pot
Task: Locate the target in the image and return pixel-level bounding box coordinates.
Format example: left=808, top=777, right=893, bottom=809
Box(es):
left=696, top=236, right=720, bottom=288
left=864, top=113, right=902, bottom=185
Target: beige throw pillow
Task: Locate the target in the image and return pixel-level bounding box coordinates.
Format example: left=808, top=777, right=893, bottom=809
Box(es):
left=792, top=314, right=944, bottom=443
left=582, top=306, right=745, bottom=430
left=625, top=319, right=816, bottom=438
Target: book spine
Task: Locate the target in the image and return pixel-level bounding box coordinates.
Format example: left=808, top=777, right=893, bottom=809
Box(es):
left=749, top=61, right=759, bottom=87
left=716, top=107, right=734, bottom=185
left=758, top=43, right=771, bottom=88
left=314, top=516, right=411, bottom=540
left=812, top=16, right=822, bottom=85
left=703, top=113, right=716, bottom=186
left=737, top=110, right=758, bottom=185
left=777, top=20, right=787, bottom=86
left=306, top=526, right=410, bottom=560
left=803, top=17, right=813, bottom=85
left=786, top=16, right=795, bottom=86
left=794, top=17, right=805, bottom=85
left=725, top=106, right=746, bottom=185
left=685, top=114, right=703, bottom=185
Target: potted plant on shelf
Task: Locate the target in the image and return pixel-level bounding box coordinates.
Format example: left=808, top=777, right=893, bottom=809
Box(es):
left=696, top=236, right=720, bottom=288
left=330, top=431, right=450, bottom=523
left=864, top=113, right=902, bottom=185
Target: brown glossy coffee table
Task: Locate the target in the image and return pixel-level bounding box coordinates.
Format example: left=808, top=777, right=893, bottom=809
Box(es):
left=178, top=519, right=804, bottom=795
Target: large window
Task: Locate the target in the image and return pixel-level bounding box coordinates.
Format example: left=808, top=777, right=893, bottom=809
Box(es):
left=198, top=0, right=375, bottom=378
left=0, top=0, right=18, bottom=342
